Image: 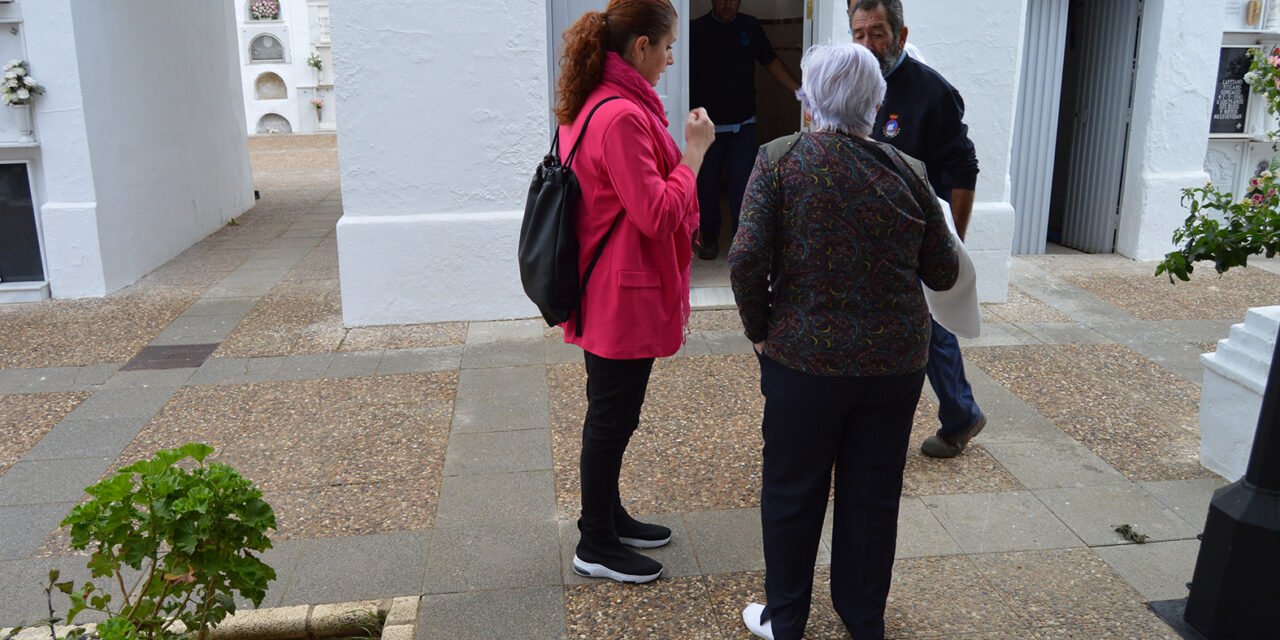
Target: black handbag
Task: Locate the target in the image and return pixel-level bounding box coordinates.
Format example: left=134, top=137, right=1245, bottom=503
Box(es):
left=518, top=96, right=622, bottom=335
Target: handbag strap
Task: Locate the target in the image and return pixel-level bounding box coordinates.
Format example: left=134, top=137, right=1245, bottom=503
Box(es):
left=562, top=96, right=622, bottom=168
left=574, top=210, right=624, bottom=337
left=859, top=138, right=934, bottom=210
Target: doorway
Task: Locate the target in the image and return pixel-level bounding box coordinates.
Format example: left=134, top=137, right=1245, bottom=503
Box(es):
left=1011, top=0, right=1143, bottom=255
left=0, top=162, right=45, bottom=284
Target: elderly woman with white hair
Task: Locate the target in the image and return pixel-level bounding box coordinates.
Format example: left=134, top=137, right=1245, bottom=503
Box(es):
left=728, top=42, right=959, bottom=640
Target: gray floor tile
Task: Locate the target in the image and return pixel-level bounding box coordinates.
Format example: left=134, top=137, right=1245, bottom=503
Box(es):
left=1123, top=341, right=1210, bottom=384
left=702, top=330, right=755, bottom=355
left=21, top=418, right=147, bottom=462
left=377, top=346, right=464, bottom=375
left=1014, top=322, right=1114, bottom=345
left=556, top=514, right=699, bottom=584
left=544, top=339, right=583, bottom=365
left=423, top=521, right=560, bottom=593
left=65, top=387, right=176, bottom=421
left=466, top=320, right=545, bottom=345
left=417, top=586, right=566, bottom=640
left=99, top=368, right=195, bottom=390
left=983, top=439, right=1129, bottom=490
left=0, top=367, right=81, bottom=394
left=1154, top=320, right=1234, bottom=344
left=892, top=497, right=964, bottom=559
left=434, top=470, right=556, bottom=526
left=923, top=491, right=1083, bottom=554
left=324, top=351, right=383, bottom=378
left=956, top=322, right=1039, bottom=348
left=187, top=357, right=250, bottom=385
left=282, top=531, right=428, bottom=606
left=443, top=430, right=553, bottom=476
left=72, top=364, right=122, bottom=386
left=460, top=341, right=544, bottom=369
left=451, top=366, right=549, bottom=433
left=236, top=539, right=303, bottom=609
left=1033, top=484, right=1200, bottom=546
left=181, top=297, right=258, bottom=318
left=202, top=281, right=278, bottom=299
left=274, top=353, right=336, bottom=380
left=240, top=356, right=289, bottom=382
left=1140, top=478, right=1228, bottom=532
left=0, top=503, right=77, bottom=561
left=0, top=458, right=111, bottom=507
left=674, top=334, right=713, bottom=358
left=150, top=314, right=243, bottom=345
left=1094, top=540, right=1200, bottom=602
left=684, top=508, right=765, bottom=575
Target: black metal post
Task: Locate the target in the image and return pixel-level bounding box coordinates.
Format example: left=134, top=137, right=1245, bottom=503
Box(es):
left=1184, top=325, right=1280, bottom=638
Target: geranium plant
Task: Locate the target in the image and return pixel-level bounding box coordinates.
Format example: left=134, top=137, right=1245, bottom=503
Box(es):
left=1158, top=46, right=1280, bottom=281
left=250, top=0, right=280, bottom=21
left=2, top=60, right=44, bottom=106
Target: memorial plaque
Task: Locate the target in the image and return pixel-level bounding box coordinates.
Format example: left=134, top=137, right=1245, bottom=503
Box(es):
left=1212, top=47, right=1255, bottom=134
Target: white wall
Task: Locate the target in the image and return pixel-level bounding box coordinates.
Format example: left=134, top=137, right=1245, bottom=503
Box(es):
left=69, top=0, right=254, bottom=293
left=236, top=0, right=331, bottom=135
left=1117, top=0, right=1223, bottom=260
left=334, top=0, right=550, bottom=324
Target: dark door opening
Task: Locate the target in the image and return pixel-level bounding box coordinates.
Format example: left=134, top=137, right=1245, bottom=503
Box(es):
left=0, top=163, right=44, bottom=283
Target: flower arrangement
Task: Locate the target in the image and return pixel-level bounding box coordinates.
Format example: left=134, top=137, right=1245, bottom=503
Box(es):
left=1158, top=46, right=1280, bottom=281
left=307, top=52, right=323, bottom=73
left=250, top=0, right=280, bottom=20
left=311, top=97, right=324, bottom=116
left=2, top=60, right=44, bottom=106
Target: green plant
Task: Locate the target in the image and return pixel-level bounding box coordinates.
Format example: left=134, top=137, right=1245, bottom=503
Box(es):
left=1158, top=46, right=1280, bottom=281
left=49, top=443, right=277, bottom=640
left=307, top=52, right=323, bottom=73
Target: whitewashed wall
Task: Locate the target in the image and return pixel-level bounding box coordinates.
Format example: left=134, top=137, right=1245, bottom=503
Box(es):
left=236, top=0, right=331, bottom=134
left=1117, top=0, right=1223, bottom=260
left=334, top=0, right=550, bottom=324
left=63, top=0, right=253, bottom=294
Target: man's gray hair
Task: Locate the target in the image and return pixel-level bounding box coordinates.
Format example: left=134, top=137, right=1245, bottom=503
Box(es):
left=796, top=43, right=886, bottom=136
left=848, top=0, right=905, bottom=37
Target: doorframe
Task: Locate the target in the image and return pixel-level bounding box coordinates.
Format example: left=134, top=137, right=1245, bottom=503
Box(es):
left=0, top=157, right=51, bottom=300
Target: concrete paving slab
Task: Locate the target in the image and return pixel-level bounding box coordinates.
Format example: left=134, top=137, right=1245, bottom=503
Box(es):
left=99, top=368, right=195, bottom=390
left=0, top=555, right=115, bottom=625
left=465, top=319, right=545, bottom=345
left=203, top=281, right=280, bottom=299
left=282, top=531, right=428, bottom=606
left=684, top=508, right=766, bottom=575
left=923, top=491, right=1084, bottom=554
left=0, top=502, right=76, bottom=561
left=956, top=322, right=1039, bottom=347
left=240, top=356, right=288, bottom=382
left=0, top=458, right=110, bottom=506
left=1033, top=484, right=1200, bottom=546
left=187, top=357, right=250, bottom=385
left=1013, top=322, right=1114, bottom=345
left=1094, top=539, right=1199, bottom=603
left=443, top=429, right=553, bottom=476
left=417, top=587, right=566, bottom=640
left=544, top=339, right=583, bottom=365
left=323, top=351, right=383, bottom=378
left=556, top=514, right=699, bottom=584
left=886, top=497, right=963, bottom=559
left=451, top=366, right=548, bottom=433
left=240, top=539, right=304, bottom=609
left=423, top=521, right=560, bottom=594
left=1140, top=478, right=1228, bottom=532
left=983, top=439, right=1129, bottom=490
left=377, top=346, right=464, bottom=375
left=72, top=364, right=122, bottom=386
left=21, top=418, right=146, bottom=462
left=460, top=341, right=544, bottom=369
left=434, top=470, right=556, bottom=526
left=962, top=366, right=1074, bottom=445
left=674, top=334, right=713, bottom=357
left=0, top=368, right=81, bottom=394
left=274, top=353, right=336, bottom=380
left=65, top=387, right=175, bottom=421
left=181, top=297, right=259, bottom=317
left=150, top=314, right=243, bottom=345
left=702, top=330, right=756, bottom=355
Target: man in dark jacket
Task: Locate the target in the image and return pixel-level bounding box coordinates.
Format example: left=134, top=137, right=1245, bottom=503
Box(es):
left=850, top=0, right=987, bottom=459
left=691, top=0, right=799, bottom=259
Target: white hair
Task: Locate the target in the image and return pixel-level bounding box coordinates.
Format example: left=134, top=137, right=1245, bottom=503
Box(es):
left=795, top=43, right=886, bottom=136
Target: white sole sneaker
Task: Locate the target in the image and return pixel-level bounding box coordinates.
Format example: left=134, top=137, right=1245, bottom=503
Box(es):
left=571, top=555, right=663, bottom=584
left=742, top=603, right=774, bottom=640
left=618, top=534, right=671, bottom=549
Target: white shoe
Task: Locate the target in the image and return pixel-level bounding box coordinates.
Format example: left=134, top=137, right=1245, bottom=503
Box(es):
left=742, top=603, right=774, bottom=640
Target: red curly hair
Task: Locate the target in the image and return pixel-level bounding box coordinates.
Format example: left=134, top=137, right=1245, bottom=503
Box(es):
left=555, top=0, right=677, bottom=125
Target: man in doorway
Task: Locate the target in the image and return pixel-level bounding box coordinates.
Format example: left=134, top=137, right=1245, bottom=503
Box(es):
left=691, top=0, right=800, bottom=259
left=850, top=0, right=986, bottom=458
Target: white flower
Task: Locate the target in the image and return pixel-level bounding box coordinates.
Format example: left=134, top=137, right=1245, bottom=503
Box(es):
left=22, top=76, right=34, bottom=86
left=1246, top=71, right=1262, bottom=85
left=16, top=88, right=29, bottom=100
left=5, top=60, right=19, bottom=69
left=14, top=66, right=26, bottom=77
left=1264, top=170, right=1275, bottom=179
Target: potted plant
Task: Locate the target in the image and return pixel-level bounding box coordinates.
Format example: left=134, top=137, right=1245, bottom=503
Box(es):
left=3, top=60, right=44, bottom=143
left=307, top=51, right=323, bottom=83
left=249, top=0, right=280, bottom=21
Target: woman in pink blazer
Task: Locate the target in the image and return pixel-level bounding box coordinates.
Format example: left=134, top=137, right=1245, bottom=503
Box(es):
left=555, top=0, right=715, bottom=584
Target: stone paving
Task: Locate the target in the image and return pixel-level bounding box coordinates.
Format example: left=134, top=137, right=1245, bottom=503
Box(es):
left=2, top=134, right=1280, bottom=638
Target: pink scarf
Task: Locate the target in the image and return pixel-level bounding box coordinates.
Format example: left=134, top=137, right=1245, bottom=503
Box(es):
left=598, top=52, right=697, bottom=334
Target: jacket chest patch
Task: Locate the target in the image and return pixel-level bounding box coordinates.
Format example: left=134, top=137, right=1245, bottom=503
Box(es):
left=883, top=114, right=902, bottom=139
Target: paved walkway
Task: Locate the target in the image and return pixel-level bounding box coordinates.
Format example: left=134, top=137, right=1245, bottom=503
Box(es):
left=2, top=134, right=1279, bottom=638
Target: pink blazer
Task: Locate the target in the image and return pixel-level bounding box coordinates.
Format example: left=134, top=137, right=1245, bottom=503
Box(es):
left=559, top=88, right=698, bottom=359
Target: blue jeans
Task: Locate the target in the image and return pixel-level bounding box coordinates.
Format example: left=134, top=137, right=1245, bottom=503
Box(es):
left=696, top=123, right=757, bottom=242
left=925, top=319, right=983, bottom=435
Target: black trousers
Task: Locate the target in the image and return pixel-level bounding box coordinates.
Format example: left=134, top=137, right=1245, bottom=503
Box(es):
left=578, top=351, right=655, bottom=542
left=757, top=353, right=925, bottom=640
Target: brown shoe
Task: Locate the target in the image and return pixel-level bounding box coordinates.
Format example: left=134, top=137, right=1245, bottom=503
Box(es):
left=921, top=414, right=987, bottom=458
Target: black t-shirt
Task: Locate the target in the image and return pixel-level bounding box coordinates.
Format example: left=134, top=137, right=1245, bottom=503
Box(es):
left=870, top=55, right=979, bottom=203
left=689, top=12, right=776, bottom=126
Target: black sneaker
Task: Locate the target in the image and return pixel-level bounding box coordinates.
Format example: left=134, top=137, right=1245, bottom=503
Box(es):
left=698, top=238, right=719, bottom=260
left=573, top=540, right=663, bottom=584
left=615, top=511, right=672, bottom=549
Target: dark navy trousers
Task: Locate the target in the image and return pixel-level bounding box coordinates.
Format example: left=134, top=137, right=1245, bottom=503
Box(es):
left=757, top=353, right=926, bottom=640
left=696, top=123, right=757, bottom=243
left=924, top=319, right=983, bottom=435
